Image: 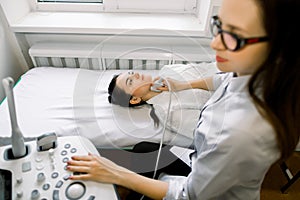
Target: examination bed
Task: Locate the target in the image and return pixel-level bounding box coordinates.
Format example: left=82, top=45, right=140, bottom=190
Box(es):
left=0, top=62, right=217, bottom=149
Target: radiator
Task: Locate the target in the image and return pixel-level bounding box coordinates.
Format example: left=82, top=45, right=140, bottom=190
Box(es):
left=29, top=42, right=214, bottom=70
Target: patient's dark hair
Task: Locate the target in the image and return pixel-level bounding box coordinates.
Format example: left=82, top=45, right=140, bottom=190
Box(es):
left=108, top=74, right=159, bottom=127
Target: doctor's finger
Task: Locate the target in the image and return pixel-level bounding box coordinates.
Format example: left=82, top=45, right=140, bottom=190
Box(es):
left=67, top=165, right=90, bottom=173
left=158, top=86, right=169, bottom=91
left=71, top=154, right=93, bottom=161
left=69, top=173, right=91, bottom=181
left=67, top=160, right=91, bottom=167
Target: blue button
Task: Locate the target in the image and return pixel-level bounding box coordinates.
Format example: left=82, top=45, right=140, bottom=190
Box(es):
left=51, top=172, right=59, bottom=179
left=53, top=190, right=60, bottom=200
left=55, top=180, right=64, bottom=188
left=43, top=183, right=50, bottom=190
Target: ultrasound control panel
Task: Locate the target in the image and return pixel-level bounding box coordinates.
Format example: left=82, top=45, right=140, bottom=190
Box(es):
left=0, top=135, right=119, bottom=200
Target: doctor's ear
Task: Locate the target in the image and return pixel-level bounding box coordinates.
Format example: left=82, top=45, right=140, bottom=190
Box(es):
left=130, top=97, right=142, bottom=105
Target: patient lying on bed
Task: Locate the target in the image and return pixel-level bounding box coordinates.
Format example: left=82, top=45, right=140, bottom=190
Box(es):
left=0, top=63, right=217, bottom=148
left=107, top=63, right=218, bottom=139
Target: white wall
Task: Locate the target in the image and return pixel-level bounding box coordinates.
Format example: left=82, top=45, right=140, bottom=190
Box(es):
left=0, top=0, right=31, bottom=25
left=0, top=9, right=25, bottom=100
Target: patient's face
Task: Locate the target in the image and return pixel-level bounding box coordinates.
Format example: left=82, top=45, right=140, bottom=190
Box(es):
left=116, top=71, right=153, bottom=97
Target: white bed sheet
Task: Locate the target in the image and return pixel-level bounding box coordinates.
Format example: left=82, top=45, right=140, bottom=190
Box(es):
left=0, top=67, right=193, bottom=148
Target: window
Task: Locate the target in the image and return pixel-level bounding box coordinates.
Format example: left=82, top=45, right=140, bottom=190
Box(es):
left=33, top=0, right=197, bottom=14
left=33, top=0, right=104, bottom=12
left=106, top=0, right=197, bottom=13
left=37, top=0, right=102, bottom=3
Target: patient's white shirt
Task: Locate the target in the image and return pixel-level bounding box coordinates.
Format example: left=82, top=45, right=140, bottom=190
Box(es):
left=163, top=72, right=280, bottom=200
left=147, top=63, right=218, bottom=139
left=147, top=89, right=211, bottom=139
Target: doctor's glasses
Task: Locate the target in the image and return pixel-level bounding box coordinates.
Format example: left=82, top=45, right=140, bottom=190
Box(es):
left=210, top=15, right=268, bottom=52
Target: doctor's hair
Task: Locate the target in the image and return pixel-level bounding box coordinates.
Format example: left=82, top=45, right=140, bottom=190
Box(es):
left=108, top=74, right=160, bottom=128
left=249, top=0, right=300, bottom=160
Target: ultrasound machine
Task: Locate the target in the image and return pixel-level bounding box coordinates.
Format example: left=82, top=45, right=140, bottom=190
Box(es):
left=0, top=77, right=119, bottom=199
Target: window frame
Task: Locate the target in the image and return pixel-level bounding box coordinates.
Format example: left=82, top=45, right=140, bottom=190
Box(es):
left=31, top=0, right=104, bottom=12
left=30, top=0, right=197, bottom=14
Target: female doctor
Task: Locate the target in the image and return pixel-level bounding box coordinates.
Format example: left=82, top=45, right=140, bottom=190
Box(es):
left=67, top=0, right=300, bottom=199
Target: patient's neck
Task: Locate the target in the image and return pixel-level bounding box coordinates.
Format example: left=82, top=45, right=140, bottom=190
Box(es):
left=142, top=91, right=161, bottom=101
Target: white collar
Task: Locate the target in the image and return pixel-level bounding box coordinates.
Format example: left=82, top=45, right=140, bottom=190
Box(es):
left=227, top=74, right=251, bottom=93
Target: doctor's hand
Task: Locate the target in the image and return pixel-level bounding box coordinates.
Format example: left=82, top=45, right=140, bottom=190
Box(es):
left=67, top=153, right=133, bottom=184
left=67, top=153, right=169, bottom=199
left=153, top=77, right=191, bottom=92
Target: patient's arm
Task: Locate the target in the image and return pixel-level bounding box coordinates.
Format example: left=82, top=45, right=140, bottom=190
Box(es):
left=159, top=77, right=213, bottom=92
